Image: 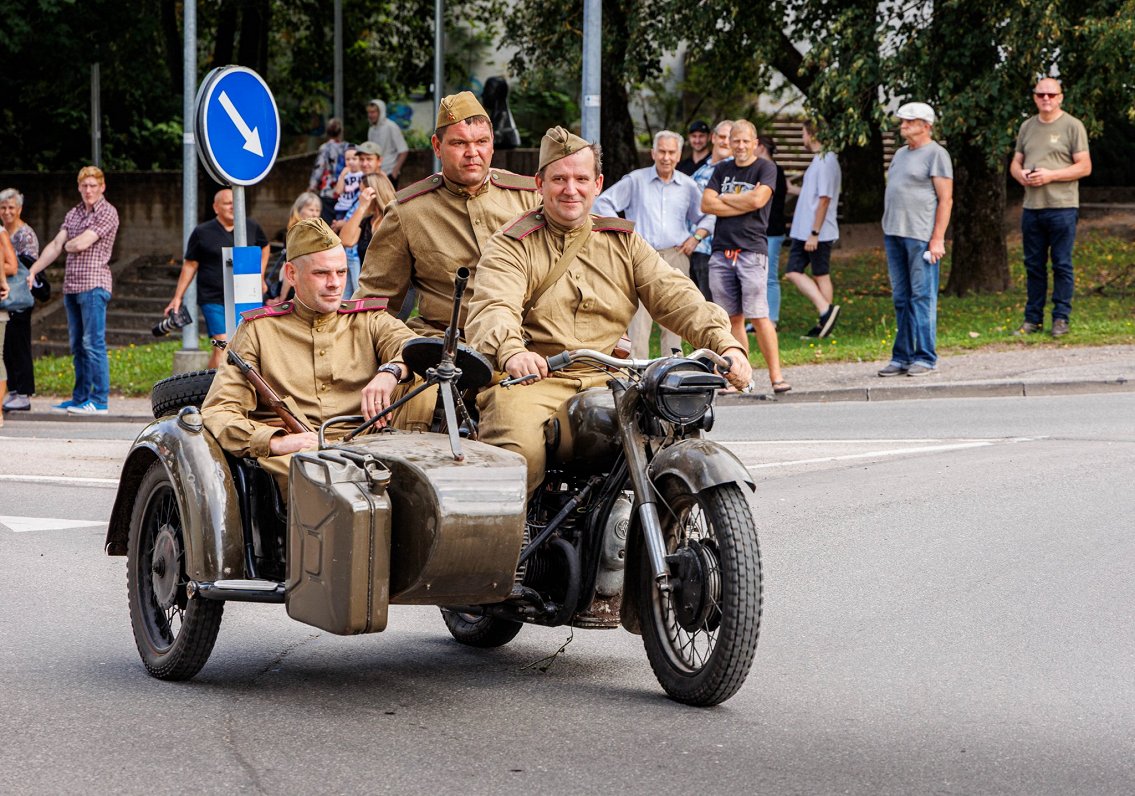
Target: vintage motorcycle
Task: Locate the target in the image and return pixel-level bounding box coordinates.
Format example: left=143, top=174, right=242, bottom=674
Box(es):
left=106, top=274, right=762, bottom=706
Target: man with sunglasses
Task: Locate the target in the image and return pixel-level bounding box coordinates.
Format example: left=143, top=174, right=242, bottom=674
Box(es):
left=1009, top=78, right=1092, bottom=338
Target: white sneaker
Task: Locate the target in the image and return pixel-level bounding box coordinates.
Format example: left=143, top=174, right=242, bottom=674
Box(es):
left=3, top=393, right=31, bottom=411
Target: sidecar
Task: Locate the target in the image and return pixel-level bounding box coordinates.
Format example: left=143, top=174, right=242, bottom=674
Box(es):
left=105, top=401, right=527, bottom=681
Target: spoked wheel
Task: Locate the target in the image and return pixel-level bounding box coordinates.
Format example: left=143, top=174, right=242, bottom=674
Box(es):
left=127, top=461, right=223, bottom=680
left=639, top=482, right=762, bottom=706
left=440, top=608, right=523, bottom=648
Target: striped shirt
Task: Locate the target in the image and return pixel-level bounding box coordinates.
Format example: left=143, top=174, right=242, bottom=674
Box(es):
left=61, top=198, right=119, bottom=294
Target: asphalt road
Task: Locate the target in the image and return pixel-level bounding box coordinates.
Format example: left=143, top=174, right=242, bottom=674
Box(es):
left=1, top=393, right=1133, bottom=795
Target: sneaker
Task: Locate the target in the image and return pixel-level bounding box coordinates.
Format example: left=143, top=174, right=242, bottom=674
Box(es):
left=3, top=393, right=31, bottom=411
left=745, top=322, right=756, bottom=334
left=877, top=364, right=908, bottom=377
left=67, top=401, right=109, bottom=415
left=817, top=304, right=841, bottom=338
left=52, top=399, right=79, bottom=412
left=1051, top=318, right=1070, bottom=338
left=1014, top=321, right=1042, bottom=336
left=906, top=363, right=936, bottom=376
left=801, top=325, right=821, bottom=339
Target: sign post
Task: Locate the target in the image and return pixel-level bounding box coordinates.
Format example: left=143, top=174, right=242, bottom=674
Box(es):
left=194, top=66, right=280, bottom=338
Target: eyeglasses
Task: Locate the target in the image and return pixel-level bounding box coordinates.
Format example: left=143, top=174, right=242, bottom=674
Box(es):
left=1033, top=92, right=1061, bottom=99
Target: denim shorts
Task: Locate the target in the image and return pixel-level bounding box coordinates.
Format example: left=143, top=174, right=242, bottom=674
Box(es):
left=200, top=302, right=227, bottom=337
left=708, top=250, right=769, bottom=319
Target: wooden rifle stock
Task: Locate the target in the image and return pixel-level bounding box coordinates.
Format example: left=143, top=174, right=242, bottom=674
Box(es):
left=226, top=349, right=312, bottom=434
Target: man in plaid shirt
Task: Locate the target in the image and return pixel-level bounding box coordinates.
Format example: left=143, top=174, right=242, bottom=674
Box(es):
left=27, top=166, right=119, bottom=414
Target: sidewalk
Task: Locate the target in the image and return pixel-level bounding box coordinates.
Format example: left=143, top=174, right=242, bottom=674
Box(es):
left=6, top=343, right=1134, bottom=423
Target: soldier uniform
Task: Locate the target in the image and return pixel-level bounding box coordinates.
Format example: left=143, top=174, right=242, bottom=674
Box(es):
left=202, top=220, right=416, bottom=489
left=466, top=128, right=739, bottom=495
left=356, top=91, right=539, bottom=431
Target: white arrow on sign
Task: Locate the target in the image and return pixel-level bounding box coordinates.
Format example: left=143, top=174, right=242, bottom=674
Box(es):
left=218, top=90, right=264, bottom=157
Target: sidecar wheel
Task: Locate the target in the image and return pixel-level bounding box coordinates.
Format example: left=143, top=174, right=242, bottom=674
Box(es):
left=639, top=482, right=761, bottom=706
left=440, top=608, right=523, bottom=648
left=127, top=461, right=224, bottom=680
left=151, top=369, right=216, bottom=419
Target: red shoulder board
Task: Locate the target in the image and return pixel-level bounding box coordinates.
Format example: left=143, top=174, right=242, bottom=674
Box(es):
left=395, top=173, right=444, bottom=203
left=591, top=216, right=635, bottom=234
left=503, top=208, right=547, bottom=240
left=338, top=297, right=390, bottom=314
left=489, top=170, right=538, bottom=191
left=241, top=302, right=295, bottom=321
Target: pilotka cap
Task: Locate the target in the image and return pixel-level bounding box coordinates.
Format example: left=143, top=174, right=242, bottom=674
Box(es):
left=287, top=217, right=342, bottom=260
left=538, top=126, right=591, bottom=172
left=435, top=91, right=489, bottom=130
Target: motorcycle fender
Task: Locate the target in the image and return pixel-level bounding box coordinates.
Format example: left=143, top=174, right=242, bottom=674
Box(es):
left=647, top=438, right=755, bottom=494
left=105, top=411, right=244, bottom=583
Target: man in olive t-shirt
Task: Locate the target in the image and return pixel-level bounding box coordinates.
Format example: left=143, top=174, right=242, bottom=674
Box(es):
left=1009, top=77, right=1092, bottom=337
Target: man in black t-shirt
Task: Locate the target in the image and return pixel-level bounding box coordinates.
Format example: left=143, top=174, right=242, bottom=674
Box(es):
left=165, top=189, right=270, bottom=368
left=677, top=120, right=711, bottom=176
left=700, top=120, right=789, bottom=393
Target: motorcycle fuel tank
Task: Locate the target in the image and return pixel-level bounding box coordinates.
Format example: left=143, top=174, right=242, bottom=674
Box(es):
left=545, top=388, right=621, bottom=472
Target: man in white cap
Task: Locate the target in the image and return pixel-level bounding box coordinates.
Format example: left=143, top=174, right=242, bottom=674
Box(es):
left=366, top=99, right=409, bottom=185
left=878, top=101, right=953, bottom=377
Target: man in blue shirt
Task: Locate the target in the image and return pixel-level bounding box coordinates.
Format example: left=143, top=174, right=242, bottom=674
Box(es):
left=593, top=130, right=712, bottom=358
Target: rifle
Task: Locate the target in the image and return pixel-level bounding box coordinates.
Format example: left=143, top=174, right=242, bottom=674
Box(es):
left=226, top=348, right=313, bottom=434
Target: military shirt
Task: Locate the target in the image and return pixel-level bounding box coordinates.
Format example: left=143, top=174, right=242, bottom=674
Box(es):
left=201, top=298, right=415, bottom=459
left=356, top=170, right=538, bottom=335
left=465, top=207, right=737, bottom=369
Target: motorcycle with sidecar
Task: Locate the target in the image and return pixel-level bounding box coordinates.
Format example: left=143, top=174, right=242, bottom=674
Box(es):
left=106, top=275, right=763, bottom=706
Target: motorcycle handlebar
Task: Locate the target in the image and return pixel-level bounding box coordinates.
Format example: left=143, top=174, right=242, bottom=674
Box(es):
left=545, top=348, right=730, bottom=373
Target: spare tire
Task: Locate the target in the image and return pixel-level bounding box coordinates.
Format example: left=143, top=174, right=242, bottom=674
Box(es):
left=151, top=369, right=217, bottom=419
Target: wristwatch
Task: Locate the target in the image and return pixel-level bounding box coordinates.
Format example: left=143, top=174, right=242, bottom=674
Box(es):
left=694, top=232, right=706, bottom=242
left=377, top=362, right=411, bottom=384
left=810, top=229, right=820, bottom=236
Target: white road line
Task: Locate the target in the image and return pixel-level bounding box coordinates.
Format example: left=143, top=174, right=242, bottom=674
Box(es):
left=745, top=440, right=999, bottom=470
left=1, top=516, right=107, bottom=533
left=0, top=474, right=119, bottom=487
left=720, top=437, right=1042, bottom=445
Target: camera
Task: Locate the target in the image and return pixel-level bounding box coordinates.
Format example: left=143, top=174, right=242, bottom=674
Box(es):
left=152, top=306, right=193, bottom=336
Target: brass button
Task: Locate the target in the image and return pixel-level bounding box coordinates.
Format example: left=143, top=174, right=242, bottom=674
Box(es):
left=535, top=214, right=543, bottom=220
left=321, top=384, right=329, bottom=391
left=319, top=350, right=325, bottom=356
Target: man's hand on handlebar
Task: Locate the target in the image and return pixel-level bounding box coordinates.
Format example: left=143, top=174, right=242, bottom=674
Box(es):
left=721, top=347, right=753, bottom=391
left=503, top=351, right=548, bottom=386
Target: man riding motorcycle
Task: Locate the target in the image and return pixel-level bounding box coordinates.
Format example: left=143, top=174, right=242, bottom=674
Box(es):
left=465, top=126, right=753, bottom=494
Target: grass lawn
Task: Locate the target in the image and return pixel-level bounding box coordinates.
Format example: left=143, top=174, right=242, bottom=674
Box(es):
left=32, top=230, right=1135, bottom=398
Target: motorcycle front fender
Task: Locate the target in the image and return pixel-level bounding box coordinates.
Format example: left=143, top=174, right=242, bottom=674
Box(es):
left=105, top=408, right=244, bottom=583
left=647, top=438, right=755, bottom=494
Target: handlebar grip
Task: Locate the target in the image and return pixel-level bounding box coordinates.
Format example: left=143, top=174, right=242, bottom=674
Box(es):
left=546, top=351, right=572, bottom=372
left=718, top=355, right=733, bottom=375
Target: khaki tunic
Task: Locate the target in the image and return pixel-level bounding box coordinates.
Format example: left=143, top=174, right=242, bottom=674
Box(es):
left=466, top=208, right=737, bottom=493
left=201, top=299, right=416, bottom=487
left=356, top=169, right=539, bottom=335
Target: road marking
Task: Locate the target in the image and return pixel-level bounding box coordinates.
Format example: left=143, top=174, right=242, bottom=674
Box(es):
left=0, top=474, right=119, bottom=487
left=0, top=516, right=107, bottom=533
left=743, top=440, right=1005, bottom=470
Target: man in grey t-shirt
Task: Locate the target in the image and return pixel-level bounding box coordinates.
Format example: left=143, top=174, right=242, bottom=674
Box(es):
left=879, top=102, right=954, bottom=377
left=1008, top=77, right=1091, bottom=338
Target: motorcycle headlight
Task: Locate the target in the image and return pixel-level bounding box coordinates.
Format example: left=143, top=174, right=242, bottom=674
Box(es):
left=641, top=359, right=726, bottom=426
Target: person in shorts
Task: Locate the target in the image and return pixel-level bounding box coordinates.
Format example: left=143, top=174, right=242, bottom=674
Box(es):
left=786, top=120, right=842, bottom=338
left=700, top=120, right=789, bottom=393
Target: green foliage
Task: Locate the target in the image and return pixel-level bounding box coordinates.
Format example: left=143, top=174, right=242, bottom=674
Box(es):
left=509, top=85, right=580, bottom=146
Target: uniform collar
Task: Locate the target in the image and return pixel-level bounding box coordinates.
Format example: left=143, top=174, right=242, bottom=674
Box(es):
left=442, top=172, right=491, bottom=198
left=291, top=297, right=339, bottom=325
left=545, top=210, right=593, bottom=240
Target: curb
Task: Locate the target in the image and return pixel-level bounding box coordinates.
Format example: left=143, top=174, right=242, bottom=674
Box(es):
left=717, top=377, right=1134, bottom=405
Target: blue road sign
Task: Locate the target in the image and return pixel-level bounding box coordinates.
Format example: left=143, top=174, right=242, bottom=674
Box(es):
left=222, top=246, right=265, bottom=337
left=196, top=66, right=280, bottom=186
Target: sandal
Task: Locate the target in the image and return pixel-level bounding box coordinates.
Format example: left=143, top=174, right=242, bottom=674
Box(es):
left=771, top=380, right=792, bottom=394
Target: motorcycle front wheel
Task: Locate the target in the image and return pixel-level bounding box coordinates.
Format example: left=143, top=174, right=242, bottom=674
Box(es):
left=127, top=461, right=224, bottom=680
left=639, top=481, right=762, bottom=706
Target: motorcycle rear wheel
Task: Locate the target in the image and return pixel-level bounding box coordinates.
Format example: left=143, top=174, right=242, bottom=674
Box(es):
left=127, top=461, right=224, bottom=680
left=440, top=608, right=523, bottom=648
left=639, top=482, right=762, bottom=706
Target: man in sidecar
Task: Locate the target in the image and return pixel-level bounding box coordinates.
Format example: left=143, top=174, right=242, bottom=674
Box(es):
left=200, top=217, right=418, bottom=490
left=465, top=126, right=753, bottom=495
